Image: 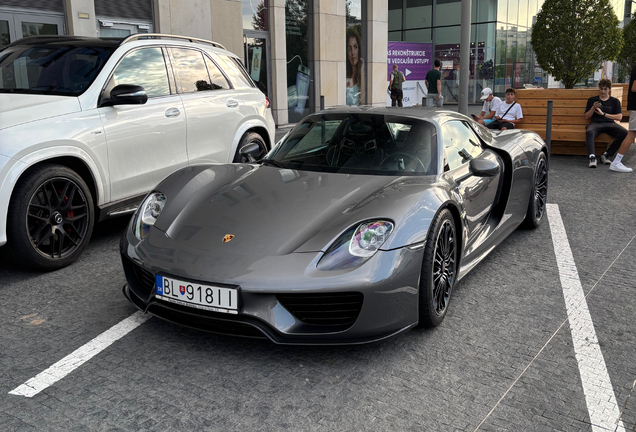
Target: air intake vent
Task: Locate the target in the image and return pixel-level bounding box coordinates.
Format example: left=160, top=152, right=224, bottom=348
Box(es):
left=133, top=265, right=155, bottom=293
left=277, top=292, right=363, bottom=327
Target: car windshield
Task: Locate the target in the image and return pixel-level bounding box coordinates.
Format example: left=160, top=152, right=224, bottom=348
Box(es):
left=0, top=44, right=116, bottom=96
left=265, top=113, right=438, bottom=176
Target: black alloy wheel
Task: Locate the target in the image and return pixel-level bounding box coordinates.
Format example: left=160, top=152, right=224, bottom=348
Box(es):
left=419, top=208, right=457, bottom=327
left=3, top=164, right=94, bottom=271
left=522, top=152, right=548, bottom=228
left=233, top=132, right=268, bottom=163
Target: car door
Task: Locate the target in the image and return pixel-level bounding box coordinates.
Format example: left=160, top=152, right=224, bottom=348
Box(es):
left=441, top=120, right=501, bottom=249
left=98, top=46, right=188, bottom=201
left=168, top=47, right=243, bottom=164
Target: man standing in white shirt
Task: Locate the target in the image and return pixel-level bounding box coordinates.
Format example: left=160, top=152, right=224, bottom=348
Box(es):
left=487, top=88, right=523, bottom=131
left=473, top=87, right=501, bottom=126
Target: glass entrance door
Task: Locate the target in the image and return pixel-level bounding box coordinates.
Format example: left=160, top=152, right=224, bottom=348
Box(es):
left=244, top=32, right=270, bottom=99
left=0, top=11, right=63, bottom=47
left=0, top=12, right=16, bottom=49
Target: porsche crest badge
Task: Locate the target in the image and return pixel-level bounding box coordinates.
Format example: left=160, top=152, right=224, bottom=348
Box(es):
left=223, top=234, right=235, bottom=243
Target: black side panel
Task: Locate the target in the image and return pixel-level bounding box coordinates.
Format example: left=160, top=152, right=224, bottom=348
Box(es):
left=487, top=148, right=513, bottom=226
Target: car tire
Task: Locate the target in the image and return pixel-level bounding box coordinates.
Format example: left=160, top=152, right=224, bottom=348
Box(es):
left=418, top=208, right=457, bottom=327
left=3, top=164, right=95, bottom=271
left=521, top=152, right=548, bottom=229
left=232, top=132, right=268, bottom=163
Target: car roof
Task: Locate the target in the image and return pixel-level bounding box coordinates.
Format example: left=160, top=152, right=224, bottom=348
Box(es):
left=4, top=35, right=123, bottom=49
left=4, top=34, right=232, bottom=56
left=310, top=105, right=471, bottom=124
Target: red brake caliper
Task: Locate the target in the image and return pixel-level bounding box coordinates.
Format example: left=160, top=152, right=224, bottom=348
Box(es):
left=59, top=190, right=73, bottom=233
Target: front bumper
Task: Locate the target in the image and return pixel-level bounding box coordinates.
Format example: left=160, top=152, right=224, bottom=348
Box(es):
left=120, top=227, right=423, bottom=345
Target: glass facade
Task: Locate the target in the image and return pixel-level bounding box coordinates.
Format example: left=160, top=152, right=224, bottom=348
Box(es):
left=388, top=0, right=546, bottom=102
left=285, top=0, right=314, bottom=123
left=242, top=0, right=268, bottom=31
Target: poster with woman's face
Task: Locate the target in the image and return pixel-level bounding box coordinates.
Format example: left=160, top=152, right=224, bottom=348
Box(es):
left=346, top=0, right=364, bottom=106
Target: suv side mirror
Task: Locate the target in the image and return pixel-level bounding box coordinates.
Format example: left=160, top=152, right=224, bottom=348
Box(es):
left=100, top=84, right=148, bottom=107
left=239, top=143, right=262, bottom=162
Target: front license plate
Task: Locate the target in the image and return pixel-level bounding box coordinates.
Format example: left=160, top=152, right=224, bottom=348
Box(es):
left=155, top=275, right=238, bottom=314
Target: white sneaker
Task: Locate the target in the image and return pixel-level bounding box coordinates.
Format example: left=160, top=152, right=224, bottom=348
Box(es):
left=609, top=161, right=633, bottom=173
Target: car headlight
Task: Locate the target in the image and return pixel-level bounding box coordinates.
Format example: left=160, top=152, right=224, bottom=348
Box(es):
left=133, top=192, right=166, bottom=240
left=317, top=220, right=394, bottom=271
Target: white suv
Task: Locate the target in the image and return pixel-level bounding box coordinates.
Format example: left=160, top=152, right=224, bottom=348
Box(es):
left=0, top=34, right=275, bottom=270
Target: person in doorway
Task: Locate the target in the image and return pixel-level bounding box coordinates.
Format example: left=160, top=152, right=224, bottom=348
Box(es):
left=583, top=78, right=626, bottom=168
left=609, top=66, right=636, bottom=173
left=486, top=88, right=523, bottom=131
left=425, top=59, right=443, bottom=108
left=346, top=27, right=366, bottom=106
left=389, top=64, right=406, bottom=107
left=473, top=87, right=501, bottom=126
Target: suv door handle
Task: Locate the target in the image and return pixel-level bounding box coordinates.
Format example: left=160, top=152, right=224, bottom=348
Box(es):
left=226, top=100, right=239, bottom=108
left=165, top=108, right=181, bottom=117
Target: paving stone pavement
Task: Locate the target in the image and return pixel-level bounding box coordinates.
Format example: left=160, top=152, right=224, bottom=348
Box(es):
left=0, top=130, right=634, bottom=431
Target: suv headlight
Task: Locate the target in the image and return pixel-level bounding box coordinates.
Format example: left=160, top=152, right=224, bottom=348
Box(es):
left=317, top=220, right=394, bottom=271
left=133, top=192, right=166, bottom=240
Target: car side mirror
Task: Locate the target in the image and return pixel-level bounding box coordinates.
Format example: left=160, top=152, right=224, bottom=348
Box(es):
left=469, top=157, right=500, bottom=177
left=239, top=143, right=262, bottom=162
left=100, top=84, right=148, bottom=107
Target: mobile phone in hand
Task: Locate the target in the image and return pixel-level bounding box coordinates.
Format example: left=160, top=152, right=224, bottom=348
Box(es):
left=470, top=114, right=478, bottom=119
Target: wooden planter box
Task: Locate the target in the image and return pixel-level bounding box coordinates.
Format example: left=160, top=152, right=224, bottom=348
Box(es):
left=515, top=88, right=626, bottom=155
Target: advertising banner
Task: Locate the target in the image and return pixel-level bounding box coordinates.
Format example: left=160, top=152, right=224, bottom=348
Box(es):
left=387, top=42, right=433, bottom=107
left=250, top=47, right=262, bottom=81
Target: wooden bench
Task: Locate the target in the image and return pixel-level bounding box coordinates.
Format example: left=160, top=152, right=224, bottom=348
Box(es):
left=515, top=88, right=626, bottom=155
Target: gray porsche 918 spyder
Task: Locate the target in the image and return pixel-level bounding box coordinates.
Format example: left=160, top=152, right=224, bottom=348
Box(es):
left=120, top=106, right=548, bottom=345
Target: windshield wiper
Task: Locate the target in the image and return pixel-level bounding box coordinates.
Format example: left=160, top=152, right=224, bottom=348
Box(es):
left=261, top=159, right=286, bottom=168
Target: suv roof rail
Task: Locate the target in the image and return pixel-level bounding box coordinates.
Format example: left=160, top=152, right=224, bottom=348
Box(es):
left=120, top=33, right=227, bottom=50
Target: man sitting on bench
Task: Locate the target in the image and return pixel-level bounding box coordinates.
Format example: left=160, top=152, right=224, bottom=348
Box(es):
left=487, top=88, right=523, bottom=131
left=583, top=78, right=626, bottom=168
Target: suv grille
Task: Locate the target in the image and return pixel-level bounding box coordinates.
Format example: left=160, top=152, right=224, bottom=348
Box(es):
left=277, top=292, right=363, bottom=327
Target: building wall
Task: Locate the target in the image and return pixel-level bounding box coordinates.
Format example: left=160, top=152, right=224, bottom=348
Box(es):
left=65, top=0, right=97, bottom=37
left=154, top=0, right=243, bottom=57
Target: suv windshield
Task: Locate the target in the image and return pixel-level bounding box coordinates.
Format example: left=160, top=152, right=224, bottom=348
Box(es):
left=0, top=44, right=116, bottom=96
left=266, top=113, right=438, bottom=176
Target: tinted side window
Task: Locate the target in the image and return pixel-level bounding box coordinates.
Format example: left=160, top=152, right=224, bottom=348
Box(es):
left=217, top=54, right=254, bottom=89
left=441, top=121, right=483, bottom=171
left=170, top=48, right=212, bottom=93
left=108, top=47, right=170, bottom=98
left=204, top=55, right=230, bottom=90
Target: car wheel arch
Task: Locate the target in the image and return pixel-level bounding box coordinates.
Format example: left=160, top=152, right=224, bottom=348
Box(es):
left=228, top=119, right=273, bottom=161
left=14, top=156, right=99, bottom=209
left=430, top=202, right=464, bottom=273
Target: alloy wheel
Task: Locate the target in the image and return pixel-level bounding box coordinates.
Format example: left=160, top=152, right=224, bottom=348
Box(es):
left=26, top=177, right=90, bottom=259
left=432, top=219, right=456, bottom=315
left=533, top=157, right=548, bottom=221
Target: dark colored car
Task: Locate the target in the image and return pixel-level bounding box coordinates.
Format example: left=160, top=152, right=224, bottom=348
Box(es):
left=120, top=107, right=548, bottom=344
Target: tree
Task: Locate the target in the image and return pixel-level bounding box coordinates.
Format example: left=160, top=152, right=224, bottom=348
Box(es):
left=476, top=59, right=494, bottom=81
left=618, top=14, right=636, bottom=75
left=530, top=0, right=622, bottom=88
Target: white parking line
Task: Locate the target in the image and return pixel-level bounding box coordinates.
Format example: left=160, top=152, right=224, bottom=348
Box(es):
left=547, top=204, right=625, bottom=432
left=9, top=311, right=150, bottom=398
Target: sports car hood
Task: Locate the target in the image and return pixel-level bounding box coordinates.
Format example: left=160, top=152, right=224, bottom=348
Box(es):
left=153, top=164, right=440, bottom=257
left=0, top=93, right=81, bottom=130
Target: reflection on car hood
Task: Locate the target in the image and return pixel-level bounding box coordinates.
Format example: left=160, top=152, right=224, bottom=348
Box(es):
left=0, top=93, right=81, bottom=130
left=154, top=164, right=437, bottom=257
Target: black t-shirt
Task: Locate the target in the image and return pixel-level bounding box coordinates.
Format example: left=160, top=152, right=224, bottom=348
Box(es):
left=585, top=96, right=622, bottom=123
left=628, top=65, right=636, bottom=111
